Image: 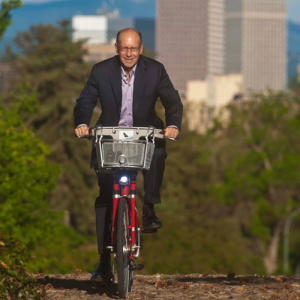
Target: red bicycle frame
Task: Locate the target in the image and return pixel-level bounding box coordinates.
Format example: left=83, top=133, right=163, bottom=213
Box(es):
left=111, top=172, right=139, bottom=260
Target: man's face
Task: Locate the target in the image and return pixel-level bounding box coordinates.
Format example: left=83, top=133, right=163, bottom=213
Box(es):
left=116, top=30, right=144, bottom=70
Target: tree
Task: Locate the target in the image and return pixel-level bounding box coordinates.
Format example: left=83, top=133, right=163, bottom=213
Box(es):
left=0, top=85, right=59, bottom=246
left=0, top=0, right=22, bottom=40
left=0, top=2, right=43, bottom=296
left=11, top=21, right=98, bottom=233
left=0, top=15, right=85, bottom=274
left=141, top=93, right=300, bottom=275
left=208, top=92, right=300, bottom=274
left=0, top=83, right=86, bottom=272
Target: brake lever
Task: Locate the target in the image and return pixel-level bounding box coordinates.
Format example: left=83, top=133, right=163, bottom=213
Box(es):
left=77, top=134, right=90, bottom=139
left=166, top=137, right=176, bottom=141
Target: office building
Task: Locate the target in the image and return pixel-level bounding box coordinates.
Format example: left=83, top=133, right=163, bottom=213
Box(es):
left=225, top=0, right=287, bottom=92
left=72, top=11, right=155, bottom=53
left=185, top=74, right=243, bottom=133
left=156, top=0, right=225, bottom=92
left=156, top=0, right=286, bottom=93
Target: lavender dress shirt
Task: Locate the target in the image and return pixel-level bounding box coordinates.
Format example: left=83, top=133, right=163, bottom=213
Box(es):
left=118, top=65, right=136, bottom=127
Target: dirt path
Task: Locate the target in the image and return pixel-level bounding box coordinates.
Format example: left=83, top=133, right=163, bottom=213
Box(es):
left=35, top=273, right=300, bottom=299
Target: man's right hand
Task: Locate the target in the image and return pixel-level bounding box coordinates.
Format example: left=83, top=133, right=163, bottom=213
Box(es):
left=75, top=125, right=89, bottom=137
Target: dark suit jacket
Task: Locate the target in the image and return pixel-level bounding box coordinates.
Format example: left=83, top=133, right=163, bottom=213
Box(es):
left=74, top=55, right=183, bottom=130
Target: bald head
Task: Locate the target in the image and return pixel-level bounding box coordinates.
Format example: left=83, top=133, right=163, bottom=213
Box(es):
left=116, top=28, right=143, bottom=47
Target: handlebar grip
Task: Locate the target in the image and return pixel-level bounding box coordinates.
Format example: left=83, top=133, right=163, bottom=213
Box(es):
left=153, top=129, right=177, bottom=141
left=77, top=134, right=90, bottom=139
left=75, top=128, right=95, bottom=139
left=89, top=127, right=95, bottom=137
left=153, top=129, right=164, bottom=140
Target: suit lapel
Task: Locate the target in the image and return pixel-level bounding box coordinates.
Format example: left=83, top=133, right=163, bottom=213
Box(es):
left=133, top=56, right=146, bottom=120
left=110, top=56, right=122, bottom=112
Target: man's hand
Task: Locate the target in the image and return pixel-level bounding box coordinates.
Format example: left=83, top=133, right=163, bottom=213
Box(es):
left=164, top=127, right=179, bottom=139
left=75, top=125, right=89, bottom=137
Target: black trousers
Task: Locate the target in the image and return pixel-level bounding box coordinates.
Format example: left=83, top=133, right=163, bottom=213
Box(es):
left=95, top=143, right=166, bottom=254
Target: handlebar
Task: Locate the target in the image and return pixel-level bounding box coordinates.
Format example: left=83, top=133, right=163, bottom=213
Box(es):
left=76, top=126, right=176, bottom=141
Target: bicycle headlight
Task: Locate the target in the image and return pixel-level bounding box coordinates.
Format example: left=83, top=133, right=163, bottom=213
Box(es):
left=119, top=176, right=129, bottom=185
left=119, top=154, right=127, bottom=165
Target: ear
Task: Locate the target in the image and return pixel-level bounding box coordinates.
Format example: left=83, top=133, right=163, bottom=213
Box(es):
left=139, top=43, right=144, bottom=54
left=115, top=42, right=119, bottom=54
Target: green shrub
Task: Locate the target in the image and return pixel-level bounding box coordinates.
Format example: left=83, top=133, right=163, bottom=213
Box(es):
left=0, top=233, right=44, bottom=299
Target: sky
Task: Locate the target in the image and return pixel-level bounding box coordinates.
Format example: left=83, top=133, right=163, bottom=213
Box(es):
left=1, top=0, right=155, bottom=43
left=288, top=0, right=300, bottom=24
left=11, top=0, right=300, bottom=23
left=1, top=0, right=300, bottom=48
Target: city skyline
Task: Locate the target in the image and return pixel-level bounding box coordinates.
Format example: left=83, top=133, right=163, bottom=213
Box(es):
left=1, top=0, right=300, bottom=81
left=2, top=0, right=300, bottom=40
left=156, top=0, right=286, bottom=93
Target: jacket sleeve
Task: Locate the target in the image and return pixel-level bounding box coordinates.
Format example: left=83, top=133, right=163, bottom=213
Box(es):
left=74, top=65, right=99, bottom=127
left=157, top=64, right=183, bottom=130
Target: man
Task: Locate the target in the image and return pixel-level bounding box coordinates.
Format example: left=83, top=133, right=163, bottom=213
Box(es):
left=74, top=28, right=183, bottom=282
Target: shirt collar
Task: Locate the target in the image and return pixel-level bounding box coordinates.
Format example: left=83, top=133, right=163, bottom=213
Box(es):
left=121, top=64, right=137, bottom=79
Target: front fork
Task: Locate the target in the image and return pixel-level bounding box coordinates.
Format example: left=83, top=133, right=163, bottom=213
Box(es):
left=110, top=172, right=140, bottom=260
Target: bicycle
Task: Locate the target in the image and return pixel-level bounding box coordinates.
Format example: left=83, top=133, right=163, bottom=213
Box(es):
left=88, top=126, right=165, bottom=298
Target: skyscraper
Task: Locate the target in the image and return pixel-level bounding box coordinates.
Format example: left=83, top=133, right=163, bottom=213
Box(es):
left=225, top=0, right=286, bottom=92
left=156, top=0, right=287, bottom=94
left=156, top=0, right=225, bottom=92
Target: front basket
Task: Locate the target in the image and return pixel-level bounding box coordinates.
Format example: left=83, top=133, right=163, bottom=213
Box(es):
left=96, top=139, right=155, bottom=171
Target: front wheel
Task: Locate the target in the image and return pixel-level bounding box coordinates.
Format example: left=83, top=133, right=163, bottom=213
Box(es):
left=116, top=197, right=132, bottom=298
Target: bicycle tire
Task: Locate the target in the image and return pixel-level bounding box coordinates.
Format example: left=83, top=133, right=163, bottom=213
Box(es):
left=116, top=197, right=131, bottom=298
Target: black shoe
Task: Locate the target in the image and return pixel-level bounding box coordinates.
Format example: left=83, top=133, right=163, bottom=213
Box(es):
left=91, top=271, right=113, bottom=283
left=142, top=215, right=162, bottom=233
left=91, top=262, right=113, bottom=283
left=91, top=252, right=113, bottom=283
left=142, top=203, right=162, bottom=233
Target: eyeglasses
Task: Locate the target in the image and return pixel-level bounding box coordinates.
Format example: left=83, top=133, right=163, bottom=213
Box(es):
left=118, top=46, right=140, bottom=53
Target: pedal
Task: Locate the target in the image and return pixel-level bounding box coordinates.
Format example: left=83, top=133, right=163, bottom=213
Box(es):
left=130, top=261, right=144, bottom=270
left=141, top=228, right=157, bottom=234
left=134, top=264, right=144, bottom=270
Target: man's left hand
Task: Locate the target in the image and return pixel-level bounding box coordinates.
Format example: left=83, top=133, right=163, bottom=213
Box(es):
left=164, top=127, right=179, bottom=139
